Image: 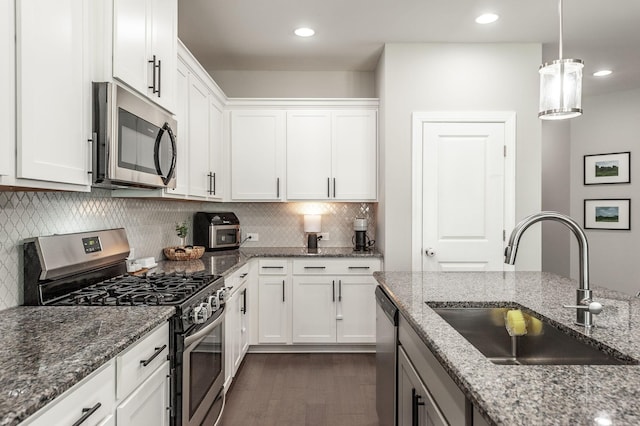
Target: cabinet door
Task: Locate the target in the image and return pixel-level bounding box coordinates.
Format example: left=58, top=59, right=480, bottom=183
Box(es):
left=116, top=362, right=170, bottom=426
left=16, top=0, right=91, bottom=186
left=187, top=74, right=210, bottom=198
left=336, top=277, right=376, bottom=343
left=224, top=289, right=238, bottom=388
left=0, top=0, right=13, bottom=177
left=258, top=276, right=290, bottom=343
left=239, top=286, right=250, bottom=358
left=149, top=0, right=176, bottom=112
left=231, top=110, right=285, bottom=200
left=331, top=110, right=377, bottom=200
left=166, top=58, right=189, bottom=196
left=286, top=111, right=332, bottom=199
left=113, top=0, right=148, bottom=93
left=292, top=276, right=337, bottom=343
left=398, top=348, right=447, bottom=426
left=209, top=98, right=224, bottom=200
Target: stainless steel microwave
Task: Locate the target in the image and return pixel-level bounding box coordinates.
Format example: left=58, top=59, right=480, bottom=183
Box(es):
left=92, top=82, right=177, bottom=189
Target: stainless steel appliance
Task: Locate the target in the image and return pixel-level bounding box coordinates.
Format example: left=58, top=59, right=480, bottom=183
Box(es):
left=354, top=217, right=375, bottom=251
left=23, top=229, right=226, bottom=426
left=376, top=286, right=398, bottom=426
left=92, top=82, right=177, bottom=189
left=193, top=212, right=241, bottom=251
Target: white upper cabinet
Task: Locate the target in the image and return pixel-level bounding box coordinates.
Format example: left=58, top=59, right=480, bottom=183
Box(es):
left=113, top=0, right=176, bottom=112
left=0, top=0, right=14, bottom=178
left=187, top=73, right=210, bottom=198
left=230, top=110, right=286, bottom=200
left=165, top=58, right=189, bottom=196
left=208, top=98, right=224, bottom=200
left=15, top=0, right=91, bottom=188
left=285, top=108, right=378, bottom=201
left=331, top=110, right=377, bottom=200
left=286, top=111, right=333, bottom=199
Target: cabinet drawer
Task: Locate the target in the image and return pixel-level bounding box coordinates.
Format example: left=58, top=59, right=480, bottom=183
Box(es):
left=23, top=360, right=115, bottom=426
left=258, top=259, right=288, bottom=275
left=116, top=322, right=169, bottom=400
left=293, top=258, right=381, bottom=275
left=226, top=264, right=249, bottom=295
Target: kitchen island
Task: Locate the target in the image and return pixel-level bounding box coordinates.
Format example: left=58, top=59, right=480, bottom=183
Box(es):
left=375, top=271, right=640, bottom=425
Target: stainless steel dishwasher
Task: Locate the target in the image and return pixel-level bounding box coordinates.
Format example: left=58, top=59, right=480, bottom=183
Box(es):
left=376, top=285, right=399, bottom=426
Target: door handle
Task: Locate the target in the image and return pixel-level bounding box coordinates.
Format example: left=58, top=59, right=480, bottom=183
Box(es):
left=425, top=248, right=436, bottom=257
left=411, top=388, right=425, bottom=426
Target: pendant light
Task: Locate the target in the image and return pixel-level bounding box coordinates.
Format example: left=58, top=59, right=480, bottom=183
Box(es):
left=538, top=0, right=583, bottom=120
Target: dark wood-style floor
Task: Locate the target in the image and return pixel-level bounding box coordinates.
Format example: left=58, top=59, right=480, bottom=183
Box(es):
left=218, top=353, right=379, bottom=426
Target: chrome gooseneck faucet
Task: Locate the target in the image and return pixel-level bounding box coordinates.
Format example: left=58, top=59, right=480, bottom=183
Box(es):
left=504, top=211, right=603, bottom=328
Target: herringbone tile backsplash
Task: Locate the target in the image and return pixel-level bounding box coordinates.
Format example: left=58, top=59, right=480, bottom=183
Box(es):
left=0, top=189, right=376, bottom=310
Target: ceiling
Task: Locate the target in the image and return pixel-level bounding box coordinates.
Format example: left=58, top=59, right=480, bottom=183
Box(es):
left=178, top=0, right=640, bottom=96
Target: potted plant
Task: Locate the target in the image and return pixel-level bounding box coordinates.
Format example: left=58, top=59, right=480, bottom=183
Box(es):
left=175, top=221, right=188, bottom=247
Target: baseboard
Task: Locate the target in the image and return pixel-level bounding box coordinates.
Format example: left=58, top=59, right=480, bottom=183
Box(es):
left=247, top=344, right=375, bottom=354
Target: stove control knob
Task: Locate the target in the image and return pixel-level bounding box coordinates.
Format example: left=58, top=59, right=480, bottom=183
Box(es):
left=192, top=305, right=208, bottom=324
left=208, top=295, right=220, bottom=311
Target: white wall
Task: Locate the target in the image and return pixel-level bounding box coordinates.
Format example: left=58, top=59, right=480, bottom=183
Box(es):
left=541, top=120, right=571, bottom=277
left=570, top=89, right=640, bottom=295
left=209, top=70, right=375, bottom=98
left=377, top=43, right=542, bottom=271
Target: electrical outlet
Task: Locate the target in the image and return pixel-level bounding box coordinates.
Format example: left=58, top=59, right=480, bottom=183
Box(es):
left=246, top=233, right=259, bottom=242
left=318, top=232, right=330, bottom=241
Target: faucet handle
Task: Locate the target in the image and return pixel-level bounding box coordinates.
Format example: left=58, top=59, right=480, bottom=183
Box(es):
left=563, top=300, right=603, bottom=315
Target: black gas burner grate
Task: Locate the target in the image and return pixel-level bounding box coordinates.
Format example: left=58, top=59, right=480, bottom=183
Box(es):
left=54, top=271, right=221, bottom=306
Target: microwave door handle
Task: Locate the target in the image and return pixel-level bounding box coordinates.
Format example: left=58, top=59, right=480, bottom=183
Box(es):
left=154, top=123, right=177, bottom=185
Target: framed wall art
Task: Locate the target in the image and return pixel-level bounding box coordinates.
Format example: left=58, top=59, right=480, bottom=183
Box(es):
left=584, top=199, right=631, bottom=230
left=584, top=152, right=630, bottom=185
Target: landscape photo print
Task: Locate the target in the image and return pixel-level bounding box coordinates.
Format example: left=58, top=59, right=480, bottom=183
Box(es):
left=584, top=199, right=631, bottom=230
left=584, top=152, right=631, bottom=185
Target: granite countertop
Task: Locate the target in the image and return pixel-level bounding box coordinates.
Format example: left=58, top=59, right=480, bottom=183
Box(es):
left=0, top=306, right=174, bottom=426
left=374, top=271, right=640, bottom=425
left=155, top=247, right=383, bottom=278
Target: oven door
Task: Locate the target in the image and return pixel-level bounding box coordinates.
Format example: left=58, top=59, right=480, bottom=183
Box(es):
left=182, top=308, right=225, bottom=426
left=210, top=225, right=240, bottom=249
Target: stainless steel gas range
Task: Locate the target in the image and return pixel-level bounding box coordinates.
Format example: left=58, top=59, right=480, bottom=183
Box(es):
left=23, top=228, right=227, bottom=426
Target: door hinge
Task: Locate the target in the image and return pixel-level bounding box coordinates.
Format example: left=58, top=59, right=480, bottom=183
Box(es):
left=503, top=229, right=506, bottom=241
left=504, top=145, right=507, bottom=157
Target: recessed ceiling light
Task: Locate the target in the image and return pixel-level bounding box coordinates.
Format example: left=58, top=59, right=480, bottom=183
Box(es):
left=475, top=13, right=499, bottom=24
left=294, top=27, right=315, bottom=37
left=593, top=70, right=613, bottom=77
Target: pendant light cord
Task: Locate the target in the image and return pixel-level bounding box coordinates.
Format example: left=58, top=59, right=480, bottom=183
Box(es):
left=558, top=0, right=563, bottom=59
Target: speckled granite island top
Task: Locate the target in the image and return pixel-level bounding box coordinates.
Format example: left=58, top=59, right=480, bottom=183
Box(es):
left=0, top=306, right=174, bottom=426
left=375, top=271, right=640, bottom=426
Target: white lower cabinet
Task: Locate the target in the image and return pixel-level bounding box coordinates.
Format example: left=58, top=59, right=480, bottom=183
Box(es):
left=224, top=266, right=250, bottom=389
left=398, top=347, right=447, bottom=426
left=398, top=315, right=466, bottom=426
left=257, top=259, right=291, bottom=344
left=116, top=362, right=169, bottom=426
left=21, top=361, right=116, bottom=426
left=290, top=258, right=380, bottom=344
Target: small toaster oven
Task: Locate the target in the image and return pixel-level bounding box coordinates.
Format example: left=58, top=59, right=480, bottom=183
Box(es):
left=194, top=212, right=240, bottom=251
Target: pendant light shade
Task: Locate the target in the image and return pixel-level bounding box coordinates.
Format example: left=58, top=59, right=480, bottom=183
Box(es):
left=538, top=0, right=583, bottom=120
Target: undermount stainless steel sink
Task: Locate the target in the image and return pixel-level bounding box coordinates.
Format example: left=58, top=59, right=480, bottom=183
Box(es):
left=429, top=306, right=637, bottom=366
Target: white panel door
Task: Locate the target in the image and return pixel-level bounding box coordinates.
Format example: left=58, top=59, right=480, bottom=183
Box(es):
left=336, top=277, right=376, bottom=343
left=332, top=110, right=377, bottom=200
left=422, top=121, right=505, bottom=272
left=113, top=0, right=148, bottom=93
left=0, top=0, right=13, bottom=177
left=149, top=0, right=176, bottom=112
left=116, top=362, right=169, bottom=426
left=292, top=276, right=336, bottom=343
left=231, top=110, right=285, bottom=200
left=258, top=276, right=289, bottom=343
left=16, top=0, right=91, bottom=186
left=167, top=59, right=189, bottom=196
left=208, top=98, right=224, bottom=200
left=187, top=74, right=210, bottom=198
left=286, top=110, right=332, bottom=199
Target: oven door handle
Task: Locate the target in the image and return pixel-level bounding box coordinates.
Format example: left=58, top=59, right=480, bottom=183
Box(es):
left=184, top=308, right=225, bottom=348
